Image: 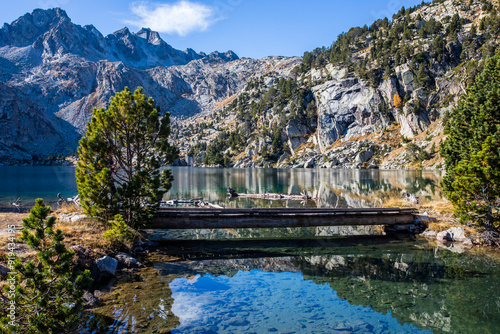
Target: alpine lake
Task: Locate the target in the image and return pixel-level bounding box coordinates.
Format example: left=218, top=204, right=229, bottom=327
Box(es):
left=1, top=166, right=500, bottom=333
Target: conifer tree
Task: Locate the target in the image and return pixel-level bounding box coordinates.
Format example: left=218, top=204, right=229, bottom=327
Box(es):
left=441, top=50, right=500, bottom=229
left=0, top=199, right=91, bottom=333
left=76, top=87, right=178, bottom=228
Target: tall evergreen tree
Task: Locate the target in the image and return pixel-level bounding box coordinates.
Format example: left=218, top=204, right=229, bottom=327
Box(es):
left=76, top=87, right=178, bottom=228
left=441, top=50, right=500, bottom=229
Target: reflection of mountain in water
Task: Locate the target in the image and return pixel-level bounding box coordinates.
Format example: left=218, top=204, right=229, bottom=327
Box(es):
left=166, top=168, right=444, bottom=208
left=88, top=238, right=500, bottom=333
left=152, top=240, right=500, bottom=334
left=146, top=225, right=383, bottom=241
left=297, top=250, right=500, bottom=334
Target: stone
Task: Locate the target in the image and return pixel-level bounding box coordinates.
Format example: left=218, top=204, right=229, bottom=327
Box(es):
left=313, top=76, right=381, bottom=153
left=95, top=256, right=118, bottom=276
left=83, top=291, right=102, bottom=308
left=420, top=230, right=437, bottom=238
left=70, top=214, right=87, bottom=222
left=355, top=148, right=374, bottom=164
left=227, top=317, right=249, bottom=326
left=436, top=227, right=467, bottom=242
left=0, top=264, right=9, bottom=278
left=305, top=158, right=316, bottom=168
left=286, top=120, right=309, bottom=154
left=115, top=252, right=145, bottom=269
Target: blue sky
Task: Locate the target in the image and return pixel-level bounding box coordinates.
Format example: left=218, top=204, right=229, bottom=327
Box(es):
left=1, top=0, right=424, bottom=59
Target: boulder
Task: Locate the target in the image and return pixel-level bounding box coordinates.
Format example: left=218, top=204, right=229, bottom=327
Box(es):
left=83, top=291, right=102, bottom=308
left=95, top=256, right=118, bottom=276
left=355, top=148, right=374, bottom=164
left=71, top=214, right=87, bottom=222
left=420, top=230, right=437, bottom=238
left=437, top=227, right=467, bottom=242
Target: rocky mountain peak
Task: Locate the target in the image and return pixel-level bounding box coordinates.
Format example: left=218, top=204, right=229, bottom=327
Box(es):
left=135, top=28, right=162, bottom=45
left=207, top=50, right=239, bottom=62
left=0, top=7, right=70, bottom=47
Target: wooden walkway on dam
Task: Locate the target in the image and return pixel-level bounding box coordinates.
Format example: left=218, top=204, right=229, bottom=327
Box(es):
left=150, top=207, right=417, bottom=229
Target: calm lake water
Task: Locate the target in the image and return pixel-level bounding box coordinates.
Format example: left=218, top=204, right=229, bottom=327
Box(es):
left=0, top=166, right=444, bottom=210
left=87, top=237, right=500, bottom=334
left=4, top=166, right=499, bottom=333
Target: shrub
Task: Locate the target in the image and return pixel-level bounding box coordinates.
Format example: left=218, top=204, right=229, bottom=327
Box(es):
left=0, top=199, right=91, bottom=333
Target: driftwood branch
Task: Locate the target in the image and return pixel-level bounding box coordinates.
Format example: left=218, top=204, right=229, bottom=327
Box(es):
left=227, top=188, right=317, bottom=201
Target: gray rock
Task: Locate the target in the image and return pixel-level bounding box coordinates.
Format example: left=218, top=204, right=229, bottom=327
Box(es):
left=286, top=120, right=309, bottom=153
left=313, top=74, right=382, bottom=153
left=70, top=214, right=87, bottom=222
left=95, top=256, right=118, bottom=276
left=0, top=264, right=9, bottom=278
left=83, top=291, right=102, bottom=308
left=396, top=64, right=415, bottom=93
left=305, top=158, right=316, bottom=168
left=355, top=148, right=374, bottom=164
left=115, top=252, right=145, bottom=269
left=420, top=230, right=437, bottom=238
left=437, top=227, right=467, bottom=242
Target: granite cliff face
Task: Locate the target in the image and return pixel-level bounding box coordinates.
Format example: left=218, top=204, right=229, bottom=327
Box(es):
left=177, top=0, right=497, bottom=170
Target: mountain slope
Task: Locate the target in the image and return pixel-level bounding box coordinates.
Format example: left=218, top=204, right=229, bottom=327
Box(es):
left=0, top=8, right=300, bottom=164
left=174, top=0, right=500, bottom=170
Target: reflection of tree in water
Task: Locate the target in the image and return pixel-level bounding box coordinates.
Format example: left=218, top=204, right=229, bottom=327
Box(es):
left=295, top=249, right=500, bottom=334
left=88, top=240, right=500, bottom=334
left=405, top=177, right=435, bottom=195
left=164, top=168, right=444, bottom=208
left=86, top=268, right=180, bottom=333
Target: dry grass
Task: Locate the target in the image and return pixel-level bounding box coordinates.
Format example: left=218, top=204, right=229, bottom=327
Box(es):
left=418, top=198, right=454, bottom=216
left=382, top=192, right=456, bottom=225
left=0, top=212, right=29, bottom=244
left=214, top=93, right=237, bottom=110
left=55, top=218, right=107, bottom=250
left=0, top=209, right=109, bottom=263
left=54, top=202, right=81, bottom=214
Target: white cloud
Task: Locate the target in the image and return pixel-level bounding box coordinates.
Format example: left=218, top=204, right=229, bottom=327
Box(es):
left=126, top=1, right=218, bottom=36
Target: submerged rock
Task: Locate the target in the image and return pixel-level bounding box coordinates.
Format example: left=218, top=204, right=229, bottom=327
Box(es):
left=115, top=252, right=145, bottom=269
left=96, top=256, right=118, bottom=276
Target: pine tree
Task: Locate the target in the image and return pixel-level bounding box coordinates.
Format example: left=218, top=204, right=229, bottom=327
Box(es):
left=441, top=50, right=500, bottom=229
left=0, top=199, right=92, bottom=333
left=447, top=136, right=500, bottom=228
left=76, top=87, right=178, bottom=228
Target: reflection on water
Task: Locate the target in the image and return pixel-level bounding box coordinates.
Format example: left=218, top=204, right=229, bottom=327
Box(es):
left=168, top=270, right=426, bottom=334
left=167, top=168, right=443, bottom=209
left=88, top=238, right=500, bottom=334
left=0, top=166, right=443, bottom=210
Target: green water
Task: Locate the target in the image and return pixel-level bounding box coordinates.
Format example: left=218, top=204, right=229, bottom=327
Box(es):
left=0, top=166, right=443, bottom=209
left=87, top=237, right=500, bottom=334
